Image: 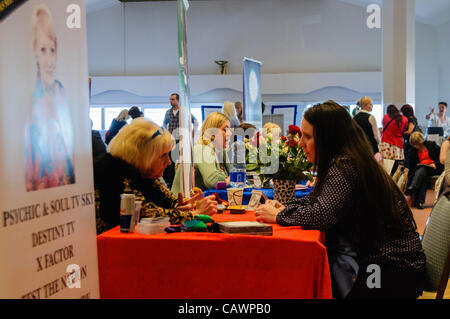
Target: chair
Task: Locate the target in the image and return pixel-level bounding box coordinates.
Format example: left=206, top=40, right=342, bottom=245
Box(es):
left=396, top=168, right=408, bottom=192
left=392, top=165, right=408, bottom=193
left=421, top=193, right=450, bottom=299
left=392, top=165, right=402, bottom=184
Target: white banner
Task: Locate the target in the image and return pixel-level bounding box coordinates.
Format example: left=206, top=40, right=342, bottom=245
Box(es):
left=0, top=0, right=99, bottom=298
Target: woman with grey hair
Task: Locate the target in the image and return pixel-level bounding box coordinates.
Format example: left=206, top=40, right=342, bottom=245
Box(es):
left=95, top=118, right=218, bottom=234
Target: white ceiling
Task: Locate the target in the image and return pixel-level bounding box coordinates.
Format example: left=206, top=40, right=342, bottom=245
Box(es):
left=85, top=0, right=450, bottom=26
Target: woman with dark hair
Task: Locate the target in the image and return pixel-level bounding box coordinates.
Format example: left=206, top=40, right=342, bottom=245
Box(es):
left=255, top=101, right=425, bottom=299
left=380, top=104, right=408, bottom=174
left=400, top=104, right=421, bottom=165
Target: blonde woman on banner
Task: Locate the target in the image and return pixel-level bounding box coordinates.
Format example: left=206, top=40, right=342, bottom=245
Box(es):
left=24, top=4, right=75, bottom=191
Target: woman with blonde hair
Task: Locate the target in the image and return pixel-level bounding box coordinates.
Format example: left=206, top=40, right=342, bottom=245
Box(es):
left=95, top=118, right=217, bottom=234
left=353, top=97, right=382, bottom=161
left=404, top=131, right=443, bottom=209
left=222, top=101, right=241, bottom=128
left=263, top=122, right=281, bottom=135
left=234, top=101, right=244, bottom=123
left=105, top=109, right=130, bottom=144
left=172, top=112, right=231, bottom=194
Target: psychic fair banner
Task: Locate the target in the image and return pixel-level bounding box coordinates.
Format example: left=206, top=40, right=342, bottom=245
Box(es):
left=243, top=57, right=262, bottom=129
left=0, top=0, right=99, bottom=298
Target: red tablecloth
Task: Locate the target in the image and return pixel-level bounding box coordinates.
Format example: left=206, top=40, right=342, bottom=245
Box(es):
left=97, top=211, right=332, bottom=299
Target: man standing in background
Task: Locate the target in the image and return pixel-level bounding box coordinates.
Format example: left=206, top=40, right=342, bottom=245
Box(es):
left=426, top=102, right=450, bottom=138
left=162, top=93, right=198, bottom=189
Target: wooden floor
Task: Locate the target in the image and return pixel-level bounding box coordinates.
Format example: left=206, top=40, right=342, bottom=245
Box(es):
left=411, top=189, right=450, bottom=299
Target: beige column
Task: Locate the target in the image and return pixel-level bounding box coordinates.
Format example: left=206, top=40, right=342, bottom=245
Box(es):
left=382, top=0, right=415, bottom=108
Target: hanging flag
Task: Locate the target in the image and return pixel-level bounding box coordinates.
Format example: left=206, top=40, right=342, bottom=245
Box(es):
left=176, top=0, right=194, bottom=197
left=243, top=57, right=263, bottom=129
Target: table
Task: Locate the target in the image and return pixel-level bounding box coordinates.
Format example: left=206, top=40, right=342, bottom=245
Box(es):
left=97, top=210, right=332, bottom=299
left=203, top=187, right=313, bottom=204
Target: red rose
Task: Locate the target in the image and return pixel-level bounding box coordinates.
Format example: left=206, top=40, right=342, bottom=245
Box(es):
left=289, top=139, right=296, bottom=148
left=281, top=136, right=287, bottom=141
left=288, top=125, right=301, bottom=136
left=255, top=132, right=260, bottom=146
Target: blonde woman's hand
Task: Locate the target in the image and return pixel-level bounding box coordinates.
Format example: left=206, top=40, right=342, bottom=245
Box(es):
left=193, top=195, right=218, bottom=216
left=177, top=191, right=203, bottom=211
left=255, top=203, right=283, bottom=224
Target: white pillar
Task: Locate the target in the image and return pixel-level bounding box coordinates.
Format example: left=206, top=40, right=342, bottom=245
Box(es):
left=382, top=0, right=415, bottom=108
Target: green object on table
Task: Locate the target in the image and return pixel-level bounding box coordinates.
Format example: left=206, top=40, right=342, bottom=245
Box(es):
left=195, top=214, right=214, bottom=223
left=184, top=219, right=207, bottom=231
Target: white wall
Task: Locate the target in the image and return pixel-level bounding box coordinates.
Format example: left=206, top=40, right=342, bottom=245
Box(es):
left=87, top=0, right=382, bottom=77
left=437, top=20, right=450, bottom=106
left=415, top=22, right=439, bottom=127
left=86, top=0, right=444, bottom=124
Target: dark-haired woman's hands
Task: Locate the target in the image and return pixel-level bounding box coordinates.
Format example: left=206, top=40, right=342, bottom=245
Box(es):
left=254, top=202, right=284, bottom=224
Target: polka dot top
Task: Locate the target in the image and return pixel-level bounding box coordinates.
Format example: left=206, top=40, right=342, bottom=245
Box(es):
left=276, top=155, right=426, bottom=272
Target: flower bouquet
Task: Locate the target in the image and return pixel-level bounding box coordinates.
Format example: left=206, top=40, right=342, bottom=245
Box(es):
left=245, top=125, right=313, bottom=190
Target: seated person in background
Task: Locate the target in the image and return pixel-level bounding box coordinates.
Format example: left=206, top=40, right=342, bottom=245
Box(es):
left=234, top=101, right=244, bottom=123
left=404, top=132, right=443, bottom=209
left=440, top=136, right=450, bottom=165
left=94, top=118, right=217, bottom=234
left=172, top=112, right=231, bottom=194
left=255, top=101, right=426, bottom=299
left=434, top=137, right=450, bottom=200
left=238, top=122, right=257, bottom=140
left=91, top=119, right=106, bottom=188
left=105, top=109, right=129, bottom=145
left=263, top=122, right=281, bottom=135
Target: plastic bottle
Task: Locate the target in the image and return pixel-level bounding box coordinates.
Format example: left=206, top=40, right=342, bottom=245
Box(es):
left=230, top=135, right=246, bottom=188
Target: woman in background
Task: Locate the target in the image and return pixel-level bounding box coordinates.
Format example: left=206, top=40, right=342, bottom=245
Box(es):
left=172, top=112, right=231, bottom=194
left=380, top=104, right=408, bottom=174
left=234, top=101, right=244, bottom=123
left=405, top=132, right=443, bottom=209
left=105, top=109, right=130, bottom=145
left=95, top=118, right=217, bottom=234
left=255, top=101, right=425, bottom=299
left=263, top=122, right=281, bottom=135
left=222, top=101, right=241, bottom=128
left=400, top=104, right=421, bottom=165
left=353, top=97, right=382, bottom=162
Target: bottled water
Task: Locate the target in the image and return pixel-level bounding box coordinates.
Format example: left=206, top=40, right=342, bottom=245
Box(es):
left=230, top=135, right=246, bottom=188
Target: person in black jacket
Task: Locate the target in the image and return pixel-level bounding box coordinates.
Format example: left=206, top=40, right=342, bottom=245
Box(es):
left=400, top=104, right=421, bottom=167
left=405, top=131, right=443, bottom=209
left=353, top=97, right=382, bottom=162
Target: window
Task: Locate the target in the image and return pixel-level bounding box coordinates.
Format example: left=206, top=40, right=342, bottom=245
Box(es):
left=191, top=108, right=202, bottom=126
left=89, top=107, right=102, bottom=130
left=144, top=107, right=167, bottom=127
